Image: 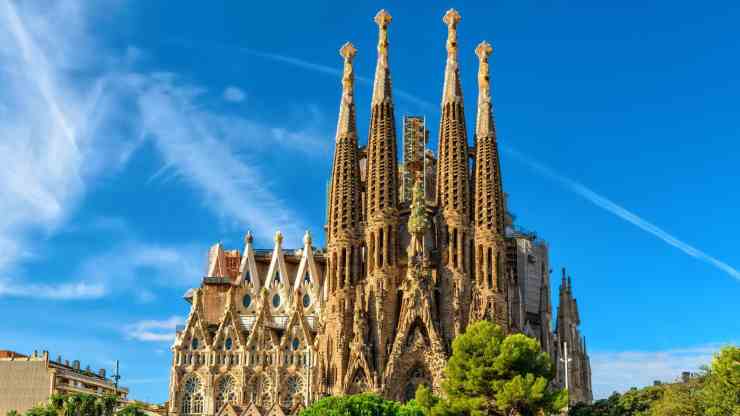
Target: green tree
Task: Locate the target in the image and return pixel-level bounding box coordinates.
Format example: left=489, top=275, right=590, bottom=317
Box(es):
left=617, top=386, right=662, bottom=416
left=421, top=321, right=566, bottom=416
left=115, top=404, right=146, bottom=416
left=698, top=345, right=740, bottom=416
left=300, top=393, right=401, bottom=416
left=7, top=410, right=21, bottom=416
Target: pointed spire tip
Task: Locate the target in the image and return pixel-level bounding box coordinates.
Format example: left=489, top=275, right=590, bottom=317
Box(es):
left=443, top=9, right=461, bottom=27
left=339, top=42, right=357, bottom=61
left=374, top=9, right=392, bottom=27
left=475, top=41, right=493, bottom=60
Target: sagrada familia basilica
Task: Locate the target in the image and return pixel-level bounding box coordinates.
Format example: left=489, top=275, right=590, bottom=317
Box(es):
left=168, top=9, right=592, bottom=416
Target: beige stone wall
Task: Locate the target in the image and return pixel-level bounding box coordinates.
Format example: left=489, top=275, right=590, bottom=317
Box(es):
left=0, top=360, right=51, bottom=415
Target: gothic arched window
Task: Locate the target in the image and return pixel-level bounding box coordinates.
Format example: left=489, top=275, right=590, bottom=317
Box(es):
left=281, top=376, right=304, bottom=411
left=214, top=375, right=237, bottom=411
left=180, top=375, right=203, bottom=415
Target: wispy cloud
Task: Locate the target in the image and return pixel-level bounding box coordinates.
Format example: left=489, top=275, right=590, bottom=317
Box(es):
left=0, top=1, right=325, bottom=289
left=222, top=86, right=245, bottom=103
left=503, top=146, right=740, bottom=282
left=135, top=75, right=311, bottom=241
left=0, top=279, right=105, bottom=300
left=124, top=316, right=184, bottom=342
left=590, top=342, right=732, bottom=399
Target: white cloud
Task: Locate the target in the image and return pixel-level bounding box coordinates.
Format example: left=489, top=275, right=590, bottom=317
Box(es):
left=223, top=86, right=245, bottom=102
left=0, top=1, right=326, bottom=293
left=0, top=278, right=106, bottom=300
left=503, top=146, right=740, bottom=282
left=135, top=76, right=312, bottom=241
left=124, top=316, right=184, bottom=342
left=590, top=343, right=733, bottom=399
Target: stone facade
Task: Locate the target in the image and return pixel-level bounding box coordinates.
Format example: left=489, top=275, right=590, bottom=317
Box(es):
left=167, top=9, right=592, bottom=416
left=0, top=350, right=128, bottom=415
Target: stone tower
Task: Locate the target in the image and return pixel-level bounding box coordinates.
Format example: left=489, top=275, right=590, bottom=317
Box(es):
left=469, top=41, right=509, bottom=331
left=435, top=9, right=472, bottom=341
left=554, top=269, right=593, bottom=404
left=319, top=42, right=363, bottom=397
left=363, top=9, right=400, bottom=387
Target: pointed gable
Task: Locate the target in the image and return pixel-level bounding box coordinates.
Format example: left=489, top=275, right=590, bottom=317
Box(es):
left=265, top=404, right=286, bottom=416
left=213, top=289, right=247, bottom=352
left=216, top=403, right=239, bottom=416
left=236, top=231, right=261, bottom=290
left=264, top=231, right=291, bottom=327
left=240, top=402, right=262, bottom=416
left=293, top=231, right=321, bottom=319
left=175, top=288, right=212, bottom=349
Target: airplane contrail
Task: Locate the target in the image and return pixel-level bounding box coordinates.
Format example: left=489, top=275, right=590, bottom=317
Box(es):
left=502, top=145, right=740, bottom=282
left=238, top=48, right=437, bottom=112
left=171, top=39, right=740, bottom=282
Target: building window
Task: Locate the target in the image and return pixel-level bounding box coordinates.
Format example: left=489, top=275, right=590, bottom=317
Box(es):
left=243, top=294, right=252, bottom=308
left=214, top=375, right=237, bottom=412
left=191, top=338, right=199, bottom=350
left=244, top=270, right=251, bottom=283
left=181, top=375, right=203, bottom=415
left=292, top=338, right=300, bottom=351
left=303, top=272, right=311, bottom=284
left=225, top=337, right=233, bottom=350
left=272, top=294, right=281, bottom=308
left=282, top=376, right=304, bottom=411
left=302, top=294, right=311, bottom=308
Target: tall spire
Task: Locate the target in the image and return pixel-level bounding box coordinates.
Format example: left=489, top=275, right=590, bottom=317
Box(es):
left=335, top=42, right=358, bottom=143
left=436, top=8, right=470, bottom=222
left=437, top=9, right=474, bottom=339
left=473, top=41, right=505, bottom=236
left=441, top=9, right=463, bottom=105
left=327, top=42, right=362, bottom=245
left=363, top=9, right=400, bottom=382
left=372, top=10, right=393, bottom=105
left=365, top=9, right=399, bottom=221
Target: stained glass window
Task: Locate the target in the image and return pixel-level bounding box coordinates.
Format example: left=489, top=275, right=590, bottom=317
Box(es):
left=302, top=294, right=311, bottom=308
left=225, top=337, right=233, bottom=350
left=272, top=294, right=281, bottom=308
left=243, top=294, right=252, bottom=308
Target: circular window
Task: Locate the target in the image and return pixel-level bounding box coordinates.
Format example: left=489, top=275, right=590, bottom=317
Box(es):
left=191, top=338, right=199, bottom=350
left=242, top=294, right=252, bottom=308
left=302, top=294, right=311, bottom=308
left=225, top=338, right=233, bottom=350
left=272, top=294, right=281, bottom=308
left=292, top=338, right=300, bottom=350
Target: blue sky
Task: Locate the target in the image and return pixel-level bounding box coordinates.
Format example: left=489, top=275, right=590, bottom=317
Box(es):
left=1, top=0, right=738, bottom=403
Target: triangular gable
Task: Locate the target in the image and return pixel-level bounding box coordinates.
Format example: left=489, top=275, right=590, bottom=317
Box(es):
left=235, top=231, right=261, bottom=290
left=213, top=289, right=247, bottom=350
left=240, top=402, right=262, bottom=416
left=246, top=290, right=276, bottom=348
left=175, top=289, right=212, bottom=348
left=281, top=303, right=314, bottom=350
left=292, top=231, right=321, bottom=294
left=265, top=404, right=286, bottom=416
left=265, top=232, right=290, bottom=290
left=208, top=243, right=228, bottom=277
left=216, top=403, right=239, bottom=416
